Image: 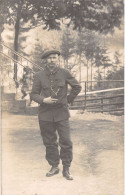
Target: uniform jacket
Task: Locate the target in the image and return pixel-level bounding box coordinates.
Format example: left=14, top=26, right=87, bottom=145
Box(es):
left=30, top=66, right=81, bottom=121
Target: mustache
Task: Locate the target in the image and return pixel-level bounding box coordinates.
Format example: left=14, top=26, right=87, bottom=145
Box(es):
left=47, top=62, right=56, bottom=66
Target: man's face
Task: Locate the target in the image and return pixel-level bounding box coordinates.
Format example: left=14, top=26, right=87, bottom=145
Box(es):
left=46, top=54, right=59, bottom=68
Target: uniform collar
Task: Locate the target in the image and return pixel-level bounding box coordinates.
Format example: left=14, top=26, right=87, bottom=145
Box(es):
left=45, top=65, right=59, bottom=76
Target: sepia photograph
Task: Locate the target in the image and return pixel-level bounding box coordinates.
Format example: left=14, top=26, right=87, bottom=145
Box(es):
left=0, top=0, right=124, bottom=195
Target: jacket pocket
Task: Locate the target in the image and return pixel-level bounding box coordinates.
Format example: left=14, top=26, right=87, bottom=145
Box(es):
left=42, top=85, right=49, bottom=89
left=41, top=85, right=50, bottom=96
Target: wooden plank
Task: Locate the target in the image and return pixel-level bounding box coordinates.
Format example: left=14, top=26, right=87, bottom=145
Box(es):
left=79, top=87, right=124, bottom=96
left=69, top=106, right=85, bottom=110
left=86, top=102, right=124, bottom=108
left=74, top=94, right=124, bottom=102
left=81, top=80, right=124, bottom=83
left=70, top=102, right=124, bottom=110
left=71, top=86, right=124, bottom=113
left=89, top=108, right=124, bottom=112
left=69, top=107, right=124, bottom=112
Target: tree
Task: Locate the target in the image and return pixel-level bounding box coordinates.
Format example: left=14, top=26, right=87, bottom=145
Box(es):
left=106, top=52, right=124, bottom=89
left=76, top=29, right=101, bottom=88
left=75, top=31, right=84, bottom=83
left=0, top=0, right=41, bottom=83
left=31, top=38, right=44, bottom=72
left=0, top=0, right=123, bottom=87
left=105, top=67, right=124, bottom=105
left=101, top=51, right=112, bottom=79
left=31, top=0, right=123, bottom=33
left=89, top=46, right=112, bottom=90
left=60, top=27, right=75, bottom=70
left=106, top=67, right=124, bottom=82
left=113, top=51, right=122, bottom=71
left=94, top=46, right=107, bottom=78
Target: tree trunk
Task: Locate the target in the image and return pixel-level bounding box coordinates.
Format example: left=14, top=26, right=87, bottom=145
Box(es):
left=13, top=2, right=22, bottom=86
left=79, top=54, right=81, bottom=83
left=90, top=60, right=92, bottom=91
left=104, top=67, right=105, bottom=79
left=103, top=67, right=105, bottom=88
left=87, top=60, right=89, bottom=91
left=98, top=65, right=100, bottom=79
left=66, top=25, right=69, bottom=70
left=13, top=17, right=20, bottom=82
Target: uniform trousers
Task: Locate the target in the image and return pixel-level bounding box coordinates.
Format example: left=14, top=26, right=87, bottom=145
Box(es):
left=39, top=119, right=73, bottom=168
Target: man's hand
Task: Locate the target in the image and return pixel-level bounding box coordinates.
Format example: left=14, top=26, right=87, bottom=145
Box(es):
left=43, top=96, right=58, bottom=104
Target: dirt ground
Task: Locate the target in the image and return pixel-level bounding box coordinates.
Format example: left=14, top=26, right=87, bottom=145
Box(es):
left=1, top=111, right=124, bottom=195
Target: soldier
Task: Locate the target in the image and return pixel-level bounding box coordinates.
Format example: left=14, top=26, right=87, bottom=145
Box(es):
left=30, top=50, right=81, bottom=180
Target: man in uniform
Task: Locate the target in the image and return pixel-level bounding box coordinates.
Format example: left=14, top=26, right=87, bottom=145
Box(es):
left=30, top=50, right=81, bottom=180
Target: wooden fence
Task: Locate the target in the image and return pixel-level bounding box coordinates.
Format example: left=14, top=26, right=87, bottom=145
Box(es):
left=70, top=81, right=124, bottom=114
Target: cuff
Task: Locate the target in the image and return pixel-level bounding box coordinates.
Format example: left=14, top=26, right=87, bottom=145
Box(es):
left=67, top=95, right=73, bottom=104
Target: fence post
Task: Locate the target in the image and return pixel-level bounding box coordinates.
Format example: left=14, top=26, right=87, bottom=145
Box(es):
left=85, top=82, right=87, bottom=109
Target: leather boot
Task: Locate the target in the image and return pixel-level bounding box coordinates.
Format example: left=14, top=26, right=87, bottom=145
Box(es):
left=63, top=167, right=73, bottom=180
left=46, top=166, right=59, bottom=177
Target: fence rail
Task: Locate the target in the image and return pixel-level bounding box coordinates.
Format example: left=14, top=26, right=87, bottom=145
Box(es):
left=0, top=42, right=44, bottom=91
left=0, top=42, right=44, bottom=71
left=0, top=51, right=36, bottom=73
left=70, top=82, right=124, bottom=114
left=74, top=94, right=124, bottom=102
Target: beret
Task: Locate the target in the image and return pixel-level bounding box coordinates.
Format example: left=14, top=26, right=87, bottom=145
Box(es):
left=41, top=50, right=60, bottom=59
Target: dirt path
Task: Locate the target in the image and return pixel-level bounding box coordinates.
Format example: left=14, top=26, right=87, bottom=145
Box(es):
left=1, top=112, right=124, bottom=195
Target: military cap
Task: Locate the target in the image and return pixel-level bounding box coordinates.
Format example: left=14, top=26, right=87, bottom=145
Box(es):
left=41, top=50, right=60, bottom=59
